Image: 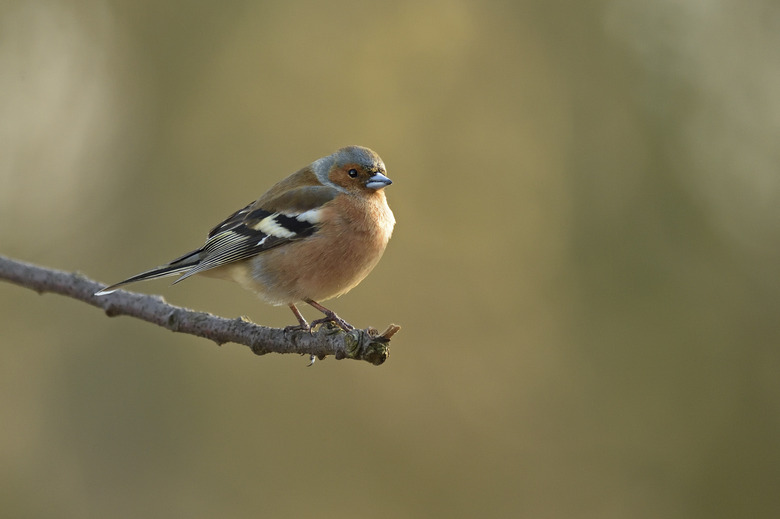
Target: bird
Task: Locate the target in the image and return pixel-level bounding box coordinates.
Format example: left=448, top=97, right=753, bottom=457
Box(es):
left=95, top=145, right=395, bottom=332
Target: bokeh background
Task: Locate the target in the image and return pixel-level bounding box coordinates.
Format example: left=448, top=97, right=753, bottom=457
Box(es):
left=2, top=1, right=780, bottom=517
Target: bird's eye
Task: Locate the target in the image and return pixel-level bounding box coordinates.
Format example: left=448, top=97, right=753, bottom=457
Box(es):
left=348, top=168, right=358, bottom=178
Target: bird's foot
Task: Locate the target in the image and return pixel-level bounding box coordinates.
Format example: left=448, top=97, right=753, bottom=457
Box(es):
left=284, top=323, right=310, bottom=333
left=304, top=299, right=355, bottom=331
left=310, top=314, right=354, bottom=332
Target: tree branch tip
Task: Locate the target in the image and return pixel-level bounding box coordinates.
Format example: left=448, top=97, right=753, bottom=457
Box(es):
left=375, top=324, right=401, bottom=341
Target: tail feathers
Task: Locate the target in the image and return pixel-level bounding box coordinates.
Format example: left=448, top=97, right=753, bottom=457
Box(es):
left=94, top=249, right=202, bottom=296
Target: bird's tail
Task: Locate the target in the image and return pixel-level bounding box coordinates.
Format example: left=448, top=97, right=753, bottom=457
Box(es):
left=94, top=249, right=202, bottom=295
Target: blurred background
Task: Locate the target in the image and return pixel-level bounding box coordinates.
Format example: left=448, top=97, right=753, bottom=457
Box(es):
left=2, top=0, right=779, bottom=517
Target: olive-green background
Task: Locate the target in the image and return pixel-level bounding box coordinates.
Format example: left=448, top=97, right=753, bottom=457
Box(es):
left=2, top=1, right=779, bottom=517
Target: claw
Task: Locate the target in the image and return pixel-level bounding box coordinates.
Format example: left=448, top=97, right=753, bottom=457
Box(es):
left=284, top=323, right=310, bottom=333
left=305, top=299, right=354, bottom=331
left=310, top=315, right=354, bottom=331
left=287, top=300, right=355, bottom=333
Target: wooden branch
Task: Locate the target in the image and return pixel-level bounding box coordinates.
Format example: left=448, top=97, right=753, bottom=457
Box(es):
left=0, top=255, right=399, bottom=365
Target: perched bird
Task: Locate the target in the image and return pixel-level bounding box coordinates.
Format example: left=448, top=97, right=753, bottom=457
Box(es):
left=95, top=145, right=395, bottom=331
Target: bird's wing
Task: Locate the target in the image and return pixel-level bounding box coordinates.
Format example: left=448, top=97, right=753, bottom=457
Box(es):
left=174, top=185, right=338, bottom=282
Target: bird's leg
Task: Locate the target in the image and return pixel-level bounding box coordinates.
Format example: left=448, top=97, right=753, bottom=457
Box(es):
left=284, top=303, right=311, bottom=332
left=305, top=299, right=354, bottom=331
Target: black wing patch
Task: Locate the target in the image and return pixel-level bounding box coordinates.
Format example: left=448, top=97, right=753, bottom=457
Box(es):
left=174, top=211, right=319, bottom=282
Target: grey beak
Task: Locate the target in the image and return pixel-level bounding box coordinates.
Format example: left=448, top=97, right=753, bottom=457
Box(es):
left=366, top=172, right=392, bottom=190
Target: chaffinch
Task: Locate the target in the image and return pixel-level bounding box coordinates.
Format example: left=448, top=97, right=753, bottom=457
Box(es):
left=96, top=145, right=395, bottom=331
